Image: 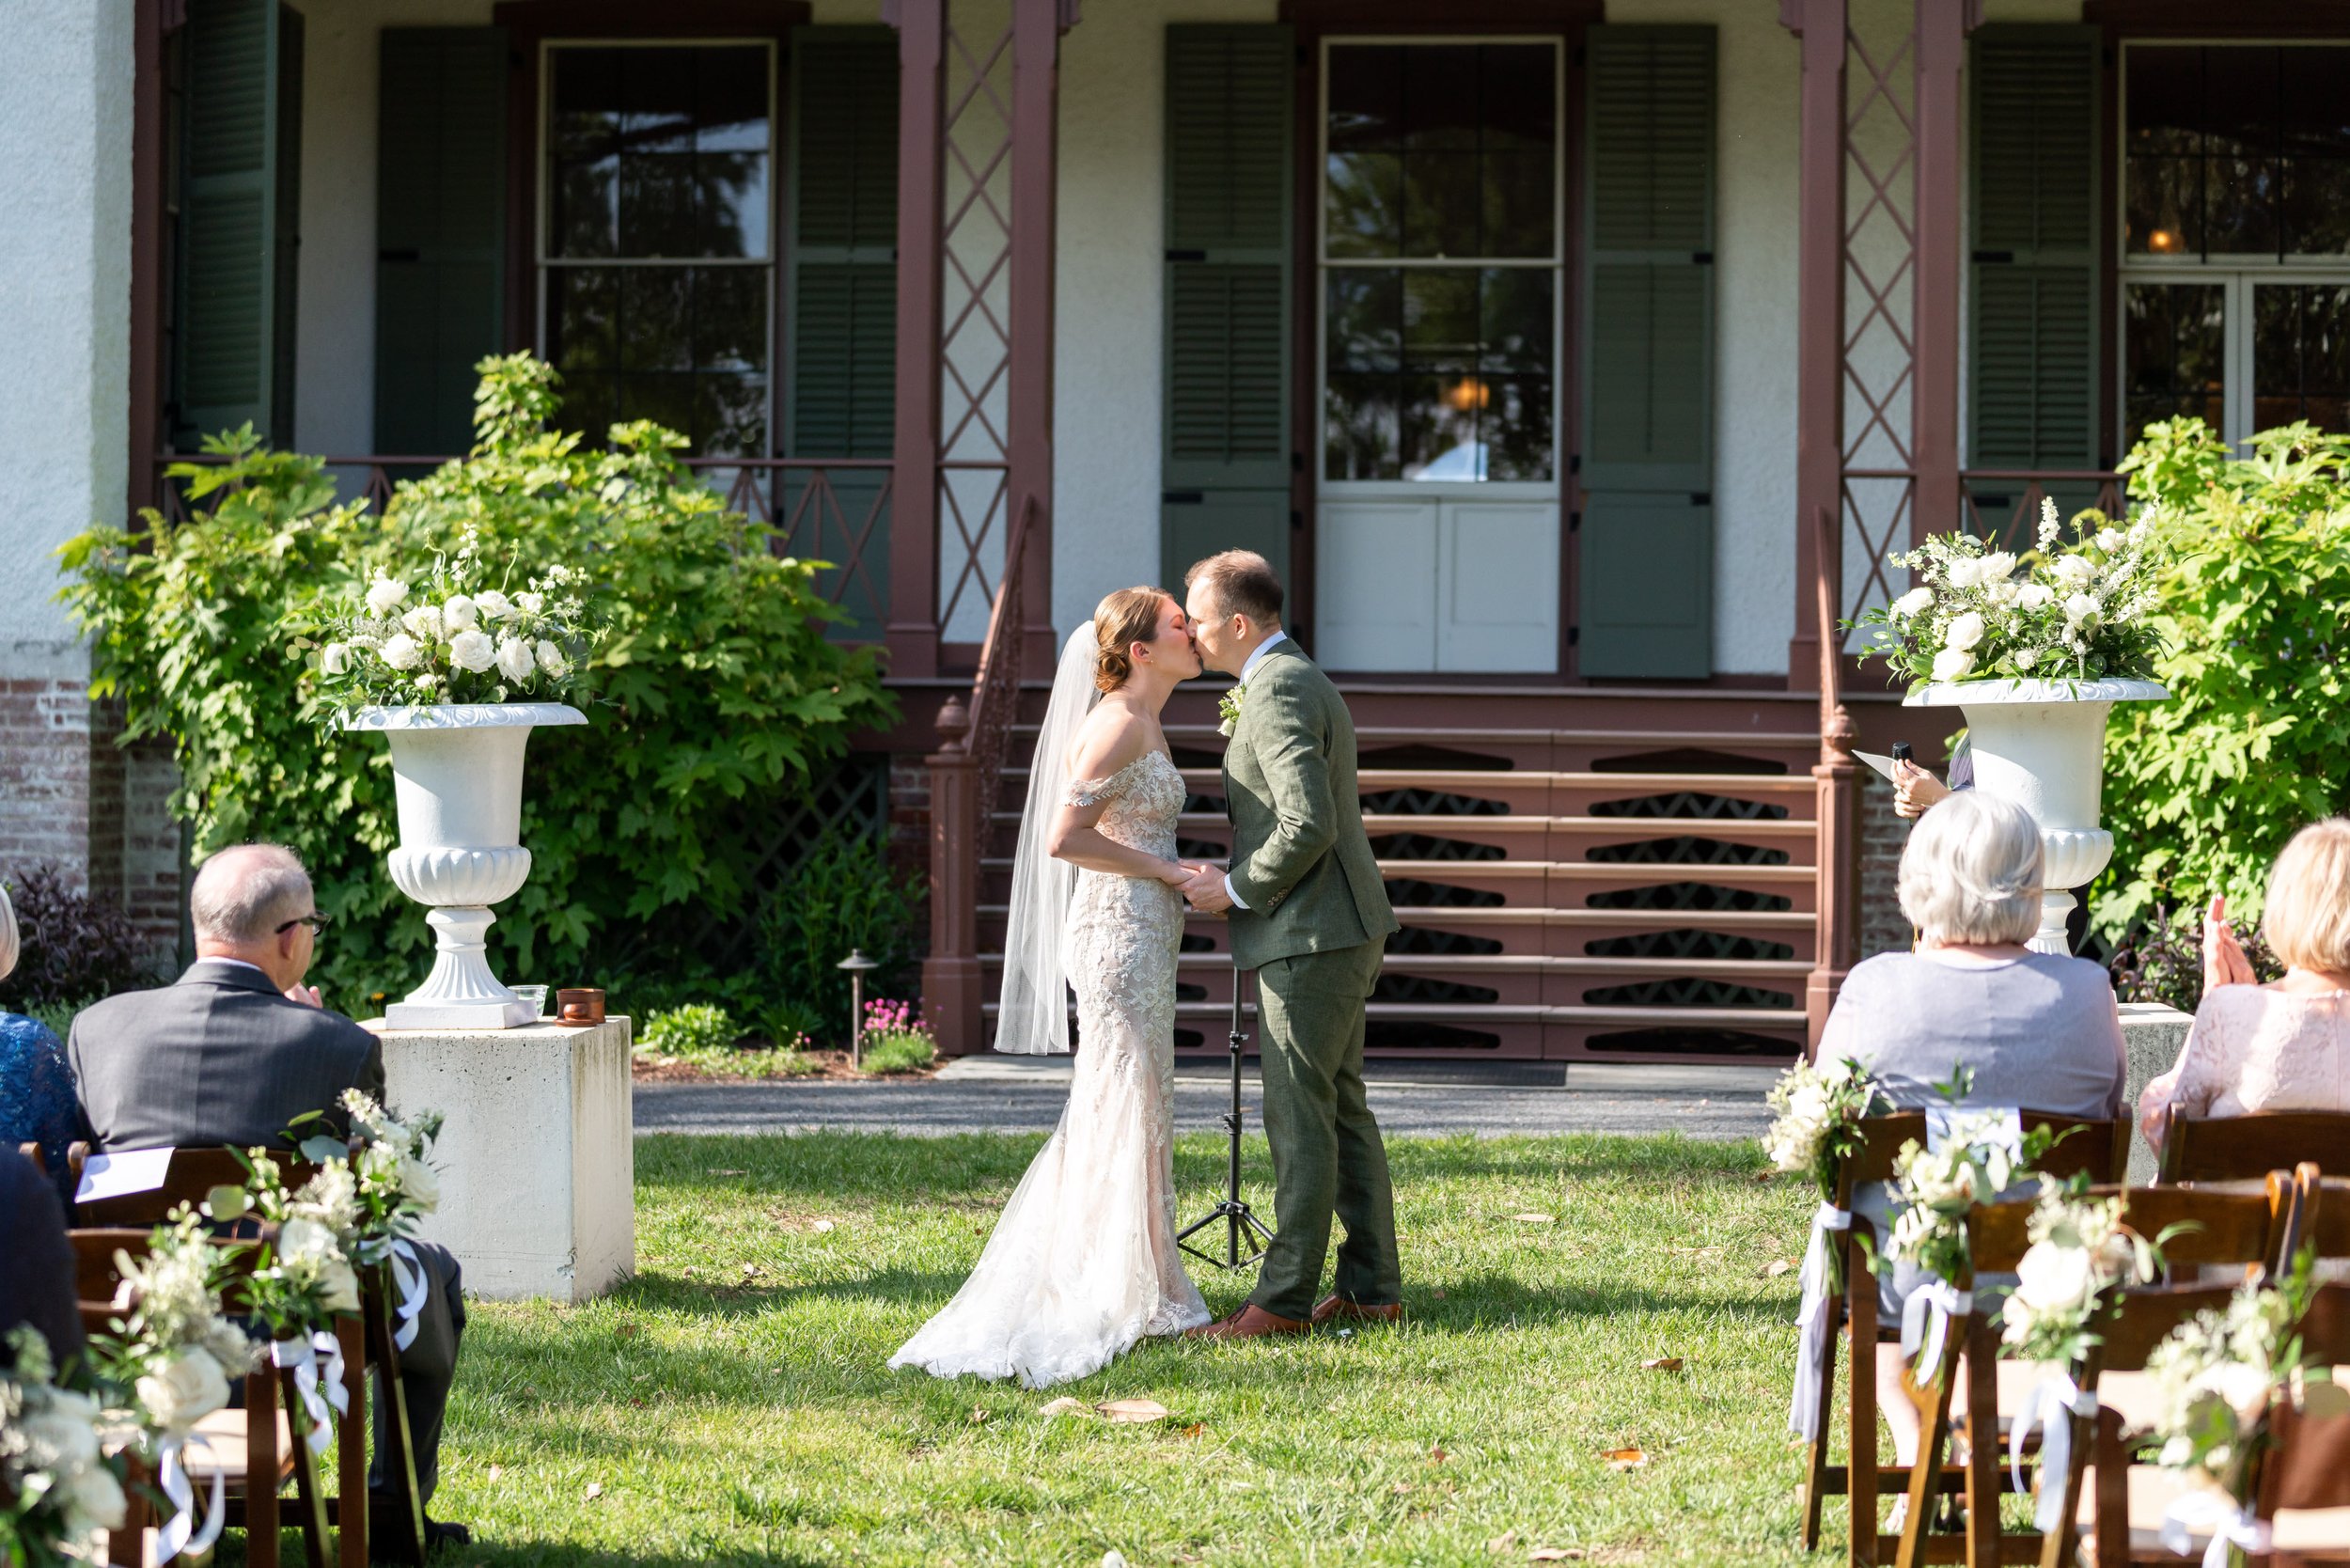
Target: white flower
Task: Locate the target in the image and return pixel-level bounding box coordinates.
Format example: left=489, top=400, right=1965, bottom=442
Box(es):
left=2037, top=497, right=2063, bottom=549
left=494, top=635, right=537, bottom=684
left=2054, top=553, right=2096, bottom=588
left=278, top=1217, right=361, bottom=1313
left=2013, top=1239, right=2098, bottom=1313
left=321, top=643, right=350, bottom=676
left=414, top=672, right=439, bottom=693
left=2063, top=592, right=2102, bottom=629
left=447, top=629, right=497, bottom=672
left=378, top=633, right=422, bottom=671
left=1984, top=578, right=2020, bottom=607
left=136, top=1347, right=230, bottom=1433
left=535, top=639, right=568, bottom=678
left=399, top=1154, right=441, bottom=1214
left=365, top=575, right=409, bottom=616
left=2016, top=647, right=2042, bottom=669
left=1946, top=557, right=1983, bottom=589
left=516, top=591, right=545, bottom=615
left=2096, top=528, right=2124, bottom=553
left=441, top=594, right=479, bottom=631
left=1978, top=551, right=2017, bottom=582
left=1932, top=645, right=1977, bottom=682
left=473, top=589, right=513, bottom=621
left=1945, top=610, right=1986, bottom=651
left=1891, top=587, right=1935, bottom=620
left=400, top=604, right=445, bottom=642
left=2015, top=583, right=2054, bottom=612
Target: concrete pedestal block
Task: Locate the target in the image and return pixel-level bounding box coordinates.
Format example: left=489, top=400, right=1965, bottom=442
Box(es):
left=2119, top=1001, right=2194, bottom=1184
left=365, top=1015, right=635, bottom=1301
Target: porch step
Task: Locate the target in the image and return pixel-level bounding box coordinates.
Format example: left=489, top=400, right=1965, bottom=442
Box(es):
left=1019, top=722, right=1820, bottom=771
left=980, top=856, right=1812, bottom=906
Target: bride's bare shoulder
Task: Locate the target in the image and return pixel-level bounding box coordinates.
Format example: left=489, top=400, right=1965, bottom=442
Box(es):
left=1064, top=698, right=1152, bottom=786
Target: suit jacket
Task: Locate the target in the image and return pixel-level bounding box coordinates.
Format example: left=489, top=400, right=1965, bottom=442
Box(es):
left=1221, top=640, right=1398, bottom=970
left=70, top=960, right=385, bottom=1152
left=0, top=1147, right=83, bottom=1375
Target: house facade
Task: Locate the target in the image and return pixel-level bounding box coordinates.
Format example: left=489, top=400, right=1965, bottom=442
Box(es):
left=5, top=0, right=2344, bottom=1057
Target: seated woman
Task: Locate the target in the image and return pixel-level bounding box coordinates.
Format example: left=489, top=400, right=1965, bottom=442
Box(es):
left=1816, top=791, right=2127, bottom=1468
left=2139, top=818, right=2350, bottom=1151
left=0, top=885, right=79, bottom=1205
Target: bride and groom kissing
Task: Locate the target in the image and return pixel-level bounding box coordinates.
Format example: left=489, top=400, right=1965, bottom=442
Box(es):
left=889, top=549, right=1404, bottom=1388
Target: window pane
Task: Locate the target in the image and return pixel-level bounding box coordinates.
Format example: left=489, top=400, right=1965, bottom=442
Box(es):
left=1402, top=373, right=1478, bottom=478
left=2200, top=47, right=2278, bottom=162
left=2283, top=159, right=2350, bottom=256
left=2125, top=155, right=2201, bottom=257
left=1480, top=150, right=1553, bottom=259
left=1326, top=270, right=1402, bottom=371
left=1480, top=45, right=1555, bottom=152
left=2205, top=154, right=2280, bottom=256
left=1402, top=271, right=1479, bottom=370
left=619, top=268, right=691, bottom=371
left=696, top=47, right=768, bottom=153
left=621, top=48, right=695, bottom=154
left=551, top=155, right=618, bottom=258
left=1482, top=374, right=1552, bottom=480
left=619, top=153, right=697, bottom=256
left=698, top=152, right=769, bottom=258
left=2254, top=283, right=2350, bottom=434
left=693, top=266, right=768, bottom=373
left=2125, top=46, right=2202, bottom=157
left=1325, top=151, right=1402, bottom=258
left=1480, top=268, right=1551, bottom=372
left=1327, top=45, right=1402, bottom=153
left=546, top=267, right=619, bottom=372
left=1402, top=152, right=1480, bottom=258
left=2123, top=282, right=2225, bottom=440
left=694, top=372, right=768, bottom=456
left=552, top=48, right=622, bottom=158
left=619, top=370, right=696, bottom=435
left=1325, top=374, right=1402, bottom=479
left=1402, top=47, right=1480, bottom=153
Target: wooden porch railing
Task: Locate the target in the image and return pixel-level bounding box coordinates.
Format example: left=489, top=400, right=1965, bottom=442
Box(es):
left=1805, top=501, right=1860, bottom=1055
left=920, top=493, right=1036, bottom=1055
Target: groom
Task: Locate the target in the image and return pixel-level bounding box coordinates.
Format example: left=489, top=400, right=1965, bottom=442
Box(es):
left=1179, top=551, right=1403, bottom=1339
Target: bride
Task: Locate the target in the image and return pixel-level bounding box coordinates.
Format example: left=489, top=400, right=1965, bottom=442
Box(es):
left=888, top=587, right=1214, bottom=1387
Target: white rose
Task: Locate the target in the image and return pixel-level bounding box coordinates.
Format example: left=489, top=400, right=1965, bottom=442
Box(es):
left=400, top=604, right=445, bottom=642
left=1891, top=587, right=1935, bottom=620
left=321, top=642, right=350, bottom=676
left=278, top=1215, right=337, bottom=1266
left=1946, top=557, right=1982, bottom=589
left=414, top=672, right=439, bottom=693
left=1978, top=551, right=2017, bottom=581
left=2013, top=1239, right=2097, bottom=1313
left=1985, top=578, right=2019, bottom=607
left=447, top=629, right=497, bottom=672
left=379, top=633, right=423, bottom=671
left=516, top=591, right=545, bottom=615
left=319, top=1257, right=362, bottom=1314
left=22, top=1393, right=102, bottom=1469
left=2096, top=528, right=2123, bottom=553
left=535, top=638, right=568, bottom=678
left=1932, top=645, right=1977, bottom=682
left=2015, top=583, right=2054, bottom=612
left=64, top=1452, right=128, bottom=1533
left=365, top=575, right=409, bottom=616
left=2016, top=647, right=2042, bottom=669
left=2063, top=592, right=2101, bottom=628
left=495, top=635, right=537, bottom=684
left=399, top=1153, right=442, bottom=1214
left=136, top=1348, right=230, bottom=1433
left=2054, top=554, right=2096, bottom=588
left=442, top=594, right=479, bottom=631
left=473, top=589, right=512, bottom=621
left=1945, top=610, right=1986, bottom=651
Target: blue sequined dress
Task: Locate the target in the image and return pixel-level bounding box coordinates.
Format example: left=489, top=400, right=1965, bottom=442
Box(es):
left=0, top=1013, right=80, bottom=1204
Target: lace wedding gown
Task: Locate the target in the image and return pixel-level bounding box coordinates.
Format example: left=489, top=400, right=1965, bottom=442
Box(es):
left=889, top=750, right=1212, bottom=1387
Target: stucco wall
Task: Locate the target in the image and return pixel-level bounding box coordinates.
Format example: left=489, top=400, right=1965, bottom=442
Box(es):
left=0, top=0, right=133, bottom=674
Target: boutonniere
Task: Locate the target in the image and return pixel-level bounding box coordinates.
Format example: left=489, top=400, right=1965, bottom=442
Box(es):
left=1218, top=682, right=1246, bottom=738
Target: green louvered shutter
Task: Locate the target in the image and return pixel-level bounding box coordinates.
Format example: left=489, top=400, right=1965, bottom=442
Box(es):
left=374, top=28, right=507, bottom=459
left=1161, top=25, right=1292, bottom=594
left=177, top=0, right=288, bottom=447
left=1578, top=25, right=1716, bottom=679
left=789, top=26, right=899, bottom=638
left=1968, top=25, right=2099, bottom=515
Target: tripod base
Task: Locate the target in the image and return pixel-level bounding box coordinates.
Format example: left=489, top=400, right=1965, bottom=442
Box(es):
left=1177, top=1199, right=1275, bottom=1271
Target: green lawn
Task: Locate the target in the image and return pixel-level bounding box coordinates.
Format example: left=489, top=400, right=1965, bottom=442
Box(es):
left=419, top=1133, right=1834, bottom=1566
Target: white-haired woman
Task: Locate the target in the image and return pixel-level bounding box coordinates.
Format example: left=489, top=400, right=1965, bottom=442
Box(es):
left=2139, top=819, right=2350, bottom=1149
left=0, top=884, right=81, bottom=1202
left=1816, top=791, right=2127, bottom=1471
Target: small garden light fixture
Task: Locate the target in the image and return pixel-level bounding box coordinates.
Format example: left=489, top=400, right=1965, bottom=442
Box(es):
left=838, top=949, right=880, bottom=1067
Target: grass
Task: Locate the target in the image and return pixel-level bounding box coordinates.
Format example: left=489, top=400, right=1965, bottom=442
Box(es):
left=859, top=1030, right=938, bottom=1075
left=631, top=1041, right=822, bottom=1080
left=262, top=1133, right=1841, bottom=1566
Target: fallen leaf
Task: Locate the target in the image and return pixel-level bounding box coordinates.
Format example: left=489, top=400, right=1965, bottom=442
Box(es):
left=1761, top=1260, right=1794, bottom=1278
left=739, top=1262, right=760, bottom=1278
left=1432, top=1289, right=1448, bottom=1300
left=1099, top=1398, right=1171, bottom=1423
left=1175, top=1422, right=1207, bottom=1439
left=1428, top=1446, right=1449, bottom=1463
left=1484, top=1530, right=1518, bottom=1554
left=811, top=1219, right=838, bottom=1233
left=1603, top=1448, right=1649, bottom=1471
left=969, top=1406, right=989, bottom=1425
left=585, top=1482, right=604, bottom=1500
left=1391, top=1482, right=1415, bottom=1497
left=711, top=1168, right=747, bottom=1177
left=1752, top=1168, right=1778, bottom=1183
left=615, top=1323, right=639, bottom=1339
left=1510, top=1213, right=1557, bottom=1225
left=1039, top=1397, right=1090, bottom=1418
left=682, top=1266, right=696, bottom=1278
left=1528, top=1550, right=1585, bottom=1562
left=486, top=1465, right=502, bottom=1482
left=1640, top=1357, right=1684, bottom=1373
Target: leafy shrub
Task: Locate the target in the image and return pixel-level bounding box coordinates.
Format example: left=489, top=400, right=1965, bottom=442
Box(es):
left=634, top=1002, right=817, bottom=1079
left=640, top=1003, right=743, bottom=1056
left=57, top=356, right=893, bottom=1012
left=2093, top=419, right=2350, bottom=937
left=1, top=865, right=162, bottom=1009
left=757, top=830, right=920, bottom=1046
left=2107, top=903, right=2282, bottom=1015
left=860, top=997, right=936, bottom=1074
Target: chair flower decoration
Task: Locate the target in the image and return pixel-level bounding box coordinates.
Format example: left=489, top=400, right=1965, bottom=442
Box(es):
left=1765, top=1055, right=1877, bottom=1438
left=0, top=1326, right=130, bottom=1566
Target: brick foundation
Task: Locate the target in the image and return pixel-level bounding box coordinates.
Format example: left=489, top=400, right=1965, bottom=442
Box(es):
left=1858, top=771, right=1910, bottom=958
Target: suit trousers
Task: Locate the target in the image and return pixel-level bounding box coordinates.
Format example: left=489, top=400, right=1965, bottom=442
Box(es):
left=369, top=1241, right=464, bottom=1510
left=1246, top=939, right=1402, bottom=1321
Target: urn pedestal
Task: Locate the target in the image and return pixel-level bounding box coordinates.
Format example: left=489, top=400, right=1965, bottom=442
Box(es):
left=344, top=703, right=587, bottom=1029
left=1904, top=679, right=2169, bottom=953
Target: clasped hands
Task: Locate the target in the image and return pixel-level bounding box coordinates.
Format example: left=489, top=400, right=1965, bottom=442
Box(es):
left=1167, top=860, right=1234, bottom=916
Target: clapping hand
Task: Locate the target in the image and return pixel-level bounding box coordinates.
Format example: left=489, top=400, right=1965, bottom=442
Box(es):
left=284, top=983, right=322, bottom=1008
left=2203, top=893, right=2255, bottom=992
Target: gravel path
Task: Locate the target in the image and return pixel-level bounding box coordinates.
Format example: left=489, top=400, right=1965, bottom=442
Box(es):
left=633, top=1059, right=1778, bottom=1141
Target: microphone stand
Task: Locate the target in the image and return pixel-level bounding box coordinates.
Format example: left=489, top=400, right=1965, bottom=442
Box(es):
left=1177, top=965, right=1275, bottom=1269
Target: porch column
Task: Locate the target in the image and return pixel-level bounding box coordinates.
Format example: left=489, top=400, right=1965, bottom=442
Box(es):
left=1911, top=0, right=1980, bottom=543
left=1006, top=0, right=1071, bottom=670
left=1783, top=0, right=1845, bottom=685
left=887, top=0, right=948, bottom=680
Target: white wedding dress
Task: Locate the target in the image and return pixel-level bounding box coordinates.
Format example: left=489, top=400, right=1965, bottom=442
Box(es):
left=887, top=748, right=1211, bottom=1387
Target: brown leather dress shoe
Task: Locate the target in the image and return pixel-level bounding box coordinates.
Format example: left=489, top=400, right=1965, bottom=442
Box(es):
left=1310, top=1294, right=1403, bottom=1326
left=1184, top=1304, right=1308, bottom=1340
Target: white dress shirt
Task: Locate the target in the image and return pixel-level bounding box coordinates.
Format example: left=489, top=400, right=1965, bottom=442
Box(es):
left=1222, top=629, right=1290, bottom=910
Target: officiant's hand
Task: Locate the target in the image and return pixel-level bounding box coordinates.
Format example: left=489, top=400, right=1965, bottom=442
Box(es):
left=2203, top=893, right=2255, bottom=992
left=1180, top=863, right=1235, bottom=915
left=1891, top=760, right=1949, bottom=819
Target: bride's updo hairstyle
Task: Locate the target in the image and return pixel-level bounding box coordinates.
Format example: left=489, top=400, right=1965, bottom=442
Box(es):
left=1093, top=587, right=1171, bottom=693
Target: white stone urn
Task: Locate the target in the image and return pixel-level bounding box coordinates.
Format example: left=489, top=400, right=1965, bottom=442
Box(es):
left=344, top=703, right=588, bottom=1028
left=1904, top=678, right=2169, bottom=954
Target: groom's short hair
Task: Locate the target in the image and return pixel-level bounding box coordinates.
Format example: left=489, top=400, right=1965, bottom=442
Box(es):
left=1184, top=550, right=1284, bottom=626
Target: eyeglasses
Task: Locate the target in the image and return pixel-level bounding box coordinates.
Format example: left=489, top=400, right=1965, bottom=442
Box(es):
left=275, top=913, right=330, bottom=936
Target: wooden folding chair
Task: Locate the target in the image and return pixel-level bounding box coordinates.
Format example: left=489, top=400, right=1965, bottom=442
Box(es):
left=2158, top=1112, right=2350, bottom=1185
left=1895, top=1178, right=2294, bottom=1568
left=1799, top=1110, right=2131, bottom=1565
left=17, top=1140, right=44, bottom=1171
left=2249, top=1274, right=2350, bottom=1566
left=70, top=1226, right=331, bottom=1568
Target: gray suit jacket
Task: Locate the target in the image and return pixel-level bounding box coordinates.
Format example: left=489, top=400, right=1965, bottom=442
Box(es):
left=70, top=960, right=385, bottom=1152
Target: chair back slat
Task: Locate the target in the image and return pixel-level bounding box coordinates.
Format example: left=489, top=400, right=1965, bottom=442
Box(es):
left=1967, top=1181, right=2285, bottom=1278
left=1833, top=1109, right=2128, bottom=1200
left=72, top=1147, right=258, bottom=1228
left=2099, top=1282, right=2244, bottom=1369
left=2161, top=1111, right=2350, bottom=1184
left=16, top=1141, right=43, bottom=1173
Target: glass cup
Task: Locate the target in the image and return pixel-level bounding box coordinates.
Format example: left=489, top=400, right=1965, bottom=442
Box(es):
left=511, top=984, right=549, bottom=1020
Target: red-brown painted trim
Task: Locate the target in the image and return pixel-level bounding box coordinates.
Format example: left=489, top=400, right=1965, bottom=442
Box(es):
left=1910, top=0, right=1970, bottom=547
left=1279, top=0, right=1601, bottom=24
left=2083, top=0, right=2350, bottom=35
left=1784, top=0, right=1844, bottom=683
left=129, top=0, right=172, bottom=510
left=1008, top=0, right=1062, bottom=675
left=885, top=0, right=945, bottom=679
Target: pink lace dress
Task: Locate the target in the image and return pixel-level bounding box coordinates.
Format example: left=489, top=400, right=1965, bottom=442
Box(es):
left=888, top=751, right=1210, bottom=1387
left=2147, top=985, right=2350, bottom=1122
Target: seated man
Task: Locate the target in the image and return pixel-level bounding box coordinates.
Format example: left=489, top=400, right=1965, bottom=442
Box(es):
left=69, top=844, right=470, bottom=1554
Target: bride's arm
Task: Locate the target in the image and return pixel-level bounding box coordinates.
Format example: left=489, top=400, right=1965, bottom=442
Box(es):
left=1046, top=711, right=1195, bottom=886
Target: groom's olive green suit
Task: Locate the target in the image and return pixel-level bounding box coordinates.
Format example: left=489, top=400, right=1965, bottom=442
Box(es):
left=1221, top=639, right=1403, bottom=1320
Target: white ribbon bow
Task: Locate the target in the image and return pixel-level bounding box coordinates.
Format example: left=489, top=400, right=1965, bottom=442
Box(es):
left=1900, top=1280, right=1973, bottom=1384
left=154, top=1431, right=226, bottom=1563
left=389, top=1239, right=430, bottom=1353
left=1788, top=1200, right=1854, bottom=1439
left=2010, top=1372, right=2100, bottom=1533
left=271, top=1330, right=352, bottom=1454
left=2158, top=1489, right=2272, bottom=1568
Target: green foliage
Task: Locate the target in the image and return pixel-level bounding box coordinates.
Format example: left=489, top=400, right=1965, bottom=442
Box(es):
left=56, top=357, right=894, bottom=1012
left=757, top=830, right=920, bottom=1046
left=0, top=866, right=164, bottom=1008
left=633, top=1002, right=817, bottom=1079
left=2107, top=903, right=2282, bottom=1014
left=860, top=1029, right=935, bottom=1075
left=2094, top=418, right=2350, bottom=936
left=640, top=1004, right=744, bottom=1057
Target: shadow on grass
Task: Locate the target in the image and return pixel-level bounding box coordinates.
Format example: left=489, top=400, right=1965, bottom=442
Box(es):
left=221, top=1532, right=835, bottom=1568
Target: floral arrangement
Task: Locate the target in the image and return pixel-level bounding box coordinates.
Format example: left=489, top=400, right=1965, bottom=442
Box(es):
left=2145, top=1264, right=2311, bottom=1499
left=1849, top=498, right=2169, bottom=688
left=1999, top=1180, right=2167, bottom=1363
left=1763, top=1055, right=1878, bottom=1200
left=1, top=1327, right=128, bottom=1566
left=1884, top=1106, right=2050, bottom=1285
left=306, top=531, right=602, bottom=713
left=860, top=998, right=937, bottom=1074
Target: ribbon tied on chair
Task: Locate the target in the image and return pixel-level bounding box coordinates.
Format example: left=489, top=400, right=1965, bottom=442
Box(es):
left=2010, top=1372, right=2099, bottom=1533
left=271, top=1329, right=352, bottom=1454
left=2158, top=1488, right=2272, bottom=1568
left=154, top=1429, right=226, bottom=1563
left=1900, top=1280, right=1972, bottom=1385
left=388, top=1239, right=430, bottom=1352
left=1788, top=1200, right=1854, bottom=1439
